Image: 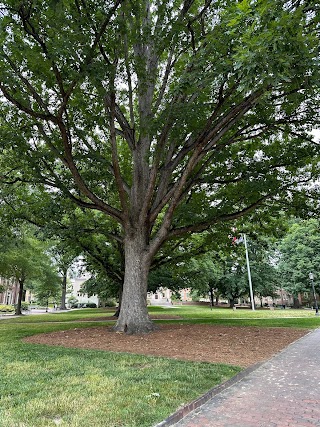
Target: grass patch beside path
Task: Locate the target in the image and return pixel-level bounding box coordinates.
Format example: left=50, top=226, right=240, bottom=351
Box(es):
left=0, top=320, right=239, bottom=427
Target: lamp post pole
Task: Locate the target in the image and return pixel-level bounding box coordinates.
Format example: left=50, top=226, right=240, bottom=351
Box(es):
left=243, top=234, right=255, bottom=311
left=309, top=272, right=319, bottom=316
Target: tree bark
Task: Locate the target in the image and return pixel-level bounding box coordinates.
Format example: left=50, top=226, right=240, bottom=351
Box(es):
left=15, top=280, right=24, bottom=315
left=60, top=268, right=67, bottom=310
left=113, top=233, right=156, bottom=334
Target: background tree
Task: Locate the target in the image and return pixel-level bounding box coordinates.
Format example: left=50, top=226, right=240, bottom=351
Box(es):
left=277, top=219, right=320, bottom=307
left=50, top=242, right=79, bottom=310
left=251, top=263, right=279, bottom=307
left=0, top=228, right=59, bottom=315
left=31, top=266, right=61, bottom=310
left=0, top=1, right=319, bottom=332
left=214, top=257, right=248, bottom=308
left=175, top=255, right=224, bottom=307
left=246, top=237, right=279, bottom=307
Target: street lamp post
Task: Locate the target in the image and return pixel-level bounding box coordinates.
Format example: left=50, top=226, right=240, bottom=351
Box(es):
left=309, top=272, right=319, bottom=316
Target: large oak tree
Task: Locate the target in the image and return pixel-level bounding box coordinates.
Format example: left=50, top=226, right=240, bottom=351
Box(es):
left=0, top=0, right=319, bottom=332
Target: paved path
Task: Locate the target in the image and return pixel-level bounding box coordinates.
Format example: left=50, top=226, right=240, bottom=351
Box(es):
left=173, top=329, right=320, bottom=427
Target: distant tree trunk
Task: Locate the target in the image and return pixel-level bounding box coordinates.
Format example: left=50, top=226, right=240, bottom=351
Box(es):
left=229, top=298, right=235, bottom=308
left=209, top=286, right=214, bottom=309
left=293, top=296, right=300, bottom=308
left=215, top=295, right=219, bottom=306
left=260, top=297, right=263, bottom=307
left=15, top=280, right=24, bottom=315
left=60, top=268, right=67, bottom=310
left=114, top=282, right=123, bottom=318
left=113, top=232, right=156, bottom=334
left=113, top=306, right=120, bottom=317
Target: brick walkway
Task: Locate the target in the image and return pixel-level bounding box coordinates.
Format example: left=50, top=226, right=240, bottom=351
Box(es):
left=169, top=329, right=320, bottom=427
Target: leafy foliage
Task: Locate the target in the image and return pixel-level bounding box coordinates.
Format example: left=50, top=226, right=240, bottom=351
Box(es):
left=0, top=226, right=60, bottom=313
left=277, top=219, right=320, bottom=296
left=0, top=0, right=319, bottom=331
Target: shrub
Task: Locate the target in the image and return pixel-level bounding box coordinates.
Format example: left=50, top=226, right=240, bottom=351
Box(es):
left=21, top=302, right=30, bottom=311
left=70, top=302, right=97, bottom=308
left=105, top=298, right=116, bottom=307
left=86, top=302, right=97, bottom=308
left=0, top=304, right=15, bottom=312
left=68, top=296, right=78, bottom=306
left=14, top=302, right=29, bottom=311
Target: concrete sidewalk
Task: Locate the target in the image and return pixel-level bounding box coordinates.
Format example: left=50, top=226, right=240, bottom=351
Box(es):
left=159, top=329, right=320, bottom=427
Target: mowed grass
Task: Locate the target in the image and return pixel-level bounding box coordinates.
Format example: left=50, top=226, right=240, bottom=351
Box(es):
left=149, top=305, right=320, bottom=329
left=0, top=307, right=117, bottom=323
left=1, top=305, right=319, bottom=427
left=0, top=316, right=239, bottom=427
left=3, top=304, right=320, bottom=326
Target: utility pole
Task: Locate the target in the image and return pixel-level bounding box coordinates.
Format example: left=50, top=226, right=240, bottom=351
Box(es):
left=243, top=234, right=255, bottom=311
left=309, top=272, right=319, bottom=316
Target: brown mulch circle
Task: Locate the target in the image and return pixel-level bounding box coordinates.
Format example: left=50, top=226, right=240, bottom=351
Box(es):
left=23, top=324, right=309, bottom=368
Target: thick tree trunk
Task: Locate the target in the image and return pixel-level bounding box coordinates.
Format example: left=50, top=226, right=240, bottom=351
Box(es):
left=113, top=234, right=156, bottom=334
left=15, top=280, right=24, bottom=316
left=60, top=269, right=67, bottom=310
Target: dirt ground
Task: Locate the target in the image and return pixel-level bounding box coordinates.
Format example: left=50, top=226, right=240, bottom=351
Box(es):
left=24, top=317, right=309, bottom=368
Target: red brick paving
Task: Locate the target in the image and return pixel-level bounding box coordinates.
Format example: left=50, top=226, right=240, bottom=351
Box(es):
left=166, top=330, right=320, bottom=427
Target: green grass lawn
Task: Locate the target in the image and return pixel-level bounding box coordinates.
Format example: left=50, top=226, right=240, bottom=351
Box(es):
left=150, top=305, right=320, bottom=328
left=3, top=304, right=320, bottom=325
left=0, top=315, right=238, bottom=427
left=0, top=306, right=319, bottom=427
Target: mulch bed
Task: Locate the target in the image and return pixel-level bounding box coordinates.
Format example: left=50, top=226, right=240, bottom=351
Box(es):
left=23, top=324, right=309, bottom=368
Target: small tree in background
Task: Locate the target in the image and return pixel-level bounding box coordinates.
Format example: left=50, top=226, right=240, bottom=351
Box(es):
left=277, top=219, right=320, bottom=307
left=0, top=228, right=59, bottom=315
